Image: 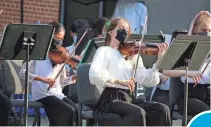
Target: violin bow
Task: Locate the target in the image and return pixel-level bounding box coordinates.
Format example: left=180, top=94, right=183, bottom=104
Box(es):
left=202, top=56, right=210, bottom=74
left=130, top=16, right=148, bottom=98
left=47, top=29, right=90, bottom=91
left=0, top=9, right=3, bottom=15
left=132, top=16, right=148, bottom=78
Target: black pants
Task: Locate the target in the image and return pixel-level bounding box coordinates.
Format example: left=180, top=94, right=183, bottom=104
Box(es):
left=178, top=85, right=210, bottom=116
left=38, top=96, right=78, bottom=126
left=151, top=88, right=171, bottom=108
left=94, top=87, right=171, bottom=126
left=116, top=100, right=171, bottom=126
left=0, top=92, right=11, bottom=126
left=62, top=84, right=78, bottom=103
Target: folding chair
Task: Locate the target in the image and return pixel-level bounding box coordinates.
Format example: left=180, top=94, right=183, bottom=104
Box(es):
left=76, top=63, right=104, bottom=126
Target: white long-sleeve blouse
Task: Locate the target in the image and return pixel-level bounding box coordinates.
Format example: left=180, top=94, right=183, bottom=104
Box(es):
left=19, top=58, right=74, bottom=100
left=89, top=46, right=161, bottom=89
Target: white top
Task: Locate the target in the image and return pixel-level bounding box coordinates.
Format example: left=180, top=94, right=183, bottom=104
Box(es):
left=19, top=58, right=74, bottom=100
left=181, top=61, right=210, bottom=84
left=113, top=0, right=147, bottom=34
left=89, top=46, right=161, bottom=89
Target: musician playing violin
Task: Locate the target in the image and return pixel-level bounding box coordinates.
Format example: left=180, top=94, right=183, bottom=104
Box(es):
left=89, top=17, right=202, bottom=126
left=178, top=11, right=211, bottom=117
left=19, top=21, right=78, bottom=126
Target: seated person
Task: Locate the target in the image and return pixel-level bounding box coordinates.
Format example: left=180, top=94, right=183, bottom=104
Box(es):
left=178, top=11, right=211, bottom=116
left=64, top=19, right=90, bottom=101
left=89, top=17, right=201, bottom=126
left=67, top=19, right=90, bottom=54
left=19, top=21, right=78, bottom=126
left=78, top=17, right=110, bottom=57
left=91, top=17, right=109, bottom=37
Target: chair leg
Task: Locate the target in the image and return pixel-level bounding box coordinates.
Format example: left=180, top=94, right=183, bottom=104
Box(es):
left=32, top=117, right=37, bottom=126
left=170, top=104, right=174, bottom=123
left=32, top=108, right=38, bottom=126
left=78, top=103, right=83, bottom=126
left=32, top=108, right=41, bottom=126
left=37, top=108, right=41, bottom=126
left=94, top=121, right=98, bottom=126
left=86, top=118, right=95, bottom=126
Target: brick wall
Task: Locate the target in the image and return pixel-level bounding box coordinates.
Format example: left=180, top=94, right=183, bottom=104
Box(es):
left=0, top=0, right=60, bottom=33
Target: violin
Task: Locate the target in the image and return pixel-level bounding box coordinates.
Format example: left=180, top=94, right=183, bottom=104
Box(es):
left=48, top=46, right=81, bottom=69
left=119, top=42, right=159, bottom=56
left=47, top=29, right=89, bottom=91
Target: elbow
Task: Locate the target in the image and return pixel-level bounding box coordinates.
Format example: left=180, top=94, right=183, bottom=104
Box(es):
left=144, top=79, right=160, bottom=88
left=143, top=73, right=160, bottom=88
left=89, top=74, right=103, bottom=85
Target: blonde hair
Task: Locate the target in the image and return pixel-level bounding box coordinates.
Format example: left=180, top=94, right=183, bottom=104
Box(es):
left=105, top=17, right=131, bottom=45
left=194, top=13, right=210, bottom=26
left=189, top=11, right=211, bottom=35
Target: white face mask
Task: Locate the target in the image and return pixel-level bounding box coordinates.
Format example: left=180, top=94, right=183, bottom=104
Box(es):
left=73, top=35, right=77, bottom=44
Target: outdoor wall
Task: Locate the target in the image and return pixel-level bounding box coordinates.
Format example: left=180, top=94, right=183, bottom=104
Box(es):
left=146, top=0, right=210, bottom=34
left=0, top=0, right=60, bottom=32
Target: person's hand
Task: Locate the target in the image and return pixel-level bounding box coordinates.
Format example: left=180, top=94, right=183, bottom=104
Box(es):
left=159, top=74, right=169, bottom=84
left=119, top=78, right=136, bottom=92
left=66, top=70, right=70, bottom=77
left=71, top=75, right=77, bottom=81
left=41, top=77, right=55, bottom=87
left=187, top=71, right=202, bottom=87
left=157, top=43, right=168, bottom=60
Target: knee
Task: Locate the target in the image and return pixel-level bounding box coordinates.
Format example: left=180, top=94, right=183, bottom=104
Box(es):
left=134, top=108, right=146, bottom=119
left=156, top=103, right=170, bottom=115
left=69, top=106, right=76, bottom=115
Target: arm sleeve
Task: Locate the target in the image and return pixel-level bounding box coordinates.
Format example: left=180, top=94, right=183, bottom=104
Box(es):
left=89, top=47, right=115, bottom=87
left=133, top=55, right=160, bottom=87
left=19, top=60, right=37, bottom=83
left=60, top=67, right=75, bottom=87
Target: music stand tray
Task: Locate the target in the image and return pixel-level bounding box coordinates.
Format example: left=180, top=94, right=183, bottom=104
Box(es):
left=0, top=23, right=54, bottom=125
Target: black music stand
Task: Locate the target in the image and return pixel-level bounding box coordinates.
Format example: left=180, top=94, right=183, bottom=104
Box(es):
left=0, top=23, right=54, bottom=126
left=157, top=34, right=210, bottom=126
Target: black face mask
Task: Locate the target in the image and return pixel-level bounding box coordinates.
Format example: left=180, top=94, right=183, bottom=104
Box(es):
left=115, top=29, right=128, bottom=44
left=50, top=39, right=63, bottom=51
left=53, top=38, right=63, bottom=45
